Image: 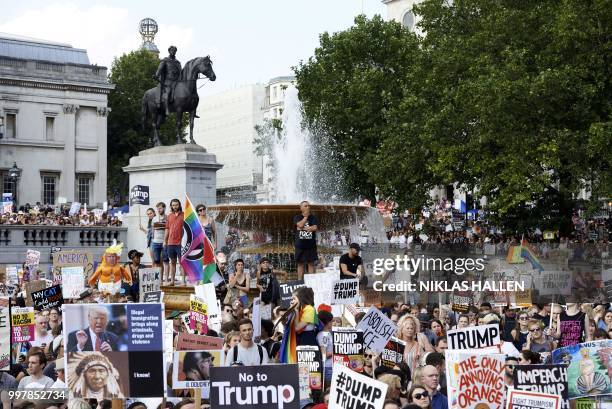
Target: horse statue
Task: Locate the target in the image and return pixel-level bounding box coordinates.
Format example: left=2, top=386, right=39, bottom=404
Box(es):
left=142, top=56, right=216, bottom=146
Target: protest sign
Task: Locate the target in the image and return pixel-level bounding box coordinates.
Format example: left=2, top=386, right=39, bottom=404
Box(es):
left=279, top=280, right=306, bottom=309
left=69, top=201, right=81, bottom=216
left=25, top=249, right=41, bottom=272
left=252, top=297, right=261, bottom=340
left=210, top=364, right=300, bottom=409
left=142, top=291, right=162, bottom=303
left=63, top=303, right=165, bottom=398
left=130, top=185, right=150, bottom=206
left=552, top=340, right=612, bottom=399
left=446, top=350, right=506, bottom=409
left=447, top=324, right=501, bottom=350
left=381, top=337, right=406, bottom=368
left=189, top=294, right=208, bottom=334
left=52, top=250, right=94, bottom=284
left=356, top=306, right=397, bottom=354
left=304, top=271, right=337, bottom=307
left=172, top=350, right=224, bottom=398
left=31, top=284, right=62, bottom=311
left=24, top=279, right=46, bottom=307
left=332, top=279, right=360, bottom=305
left=62, top=266, right=85, bottom=298
left=297, top=345, right=323, bottom=396
left=513, top=365, right=568, bottom=409
left=11, top=307, right=35, bottom=343
left=533, top=271, right=573, bottom=296
left=329, top=363, right=387, bottom=409
left=332, top=327, right=365, bottom=372
left=6, top=266, right=18, bottom=284
left=0, top=297, right=9, bottom=371
left=195, top=283, right=221, bottom=333
left=176, top=333, right=224, bottom=350
left=506, top=389, right=561, bottom=409
left=450, top=291, right=473, bottom=313
left=139, top=268, right=161, bottom=302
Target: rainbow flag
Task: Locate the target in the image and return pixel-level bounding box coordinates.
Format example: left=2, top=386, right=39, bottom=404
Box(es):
left=279, top=312, right=297, bottom=364
left=202, top=233, right=217, bottom=283
left=520, top=240, right=543, bottom=271
left=180, top=196, right=206, bottom=284
left=506, top=246, right=525, bottom=264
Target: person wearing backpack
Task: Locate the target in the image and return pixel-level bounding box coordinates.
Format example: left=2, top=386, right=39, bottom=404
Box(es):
left=227, top=318, right=268, bottom=366
left=256, top=258, right=281, bottom=307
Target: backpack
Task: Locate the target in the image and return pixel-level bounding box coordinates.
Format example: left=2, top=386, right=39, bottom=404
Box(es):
left=232, top=344, right=264, bottom=365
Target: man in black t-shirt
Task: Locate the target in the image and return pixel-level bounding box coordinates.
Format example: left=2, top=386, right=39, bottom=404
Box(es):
left=293, top=201, right=318, bottom=280
left=339, top=243, right=363, bottom=280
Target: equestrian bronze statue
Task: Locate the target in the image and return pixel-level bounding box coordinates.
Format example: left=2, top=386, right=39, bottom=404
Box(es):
left=142, top=46, right=216, bottom=146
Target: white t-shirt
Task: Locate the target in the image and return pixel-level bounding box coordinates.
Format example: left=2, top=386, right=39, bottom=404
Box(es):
left=228, top=343, right=269, bottom=366
left=152, top=215, right=167, bottom=244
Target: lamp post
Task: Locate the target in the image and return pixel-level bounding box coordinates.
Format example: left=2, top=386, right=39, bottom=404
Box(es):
left=8, top=162, right=21, bottom=206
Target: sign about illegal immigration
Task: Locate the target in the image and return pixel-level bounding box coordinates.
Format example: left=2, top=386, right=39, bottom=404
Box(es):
left=447, top=324, right=501, bottom=351
left=356, top=306, right=397, bottom=354
left=210, top=364, right=300, bottom=409
left=130, top=185, right=150, bottom=206
left=329, top=364, right=387, bottom=409
left=331, top=279, right=359, bottom=305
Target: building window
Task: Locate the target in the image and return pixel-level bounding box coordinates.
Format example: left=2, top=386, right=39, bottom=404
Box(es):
left=273, top=86, right=277, bottom=99
left=41, top=174, right=58, bottom=205
left=402, top=11, right=415, bottom=30
left=2, top=174, right=15, bottom=197
left=45, top=117, right=55, bottom=141
left=5, top=113, right=16, bottom=138
left=76, top=175, right=92, bottom=205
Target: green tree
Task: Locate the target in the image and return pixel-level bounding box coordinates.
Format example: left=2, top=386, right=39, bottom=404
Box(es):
left=107, top=50, right=186, bottom=203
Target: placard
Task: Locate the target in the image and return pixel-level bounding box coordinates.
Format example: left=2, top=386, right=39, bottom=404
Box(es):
left=172, top=350, right=224, bottom=398
left=189, top=294, right=208, bottom=334
left=11, top=307, right=35, bottom=343
left=513, top=365, right=568, bottom=409
left=142, top=291, right=162, bottom=303
left=279, top=280, right=306, bottom=309
left=25, top=249, right=41, bottom=273
left=52, top=250, right=94, bottom=284
left=447, top=324, right=501, bottom=350
left=506, top=389, right=561, bottom=409
left=329, top=364, right=387, bottom=409
left=332, top=327, right=365, bottom=372
left=130, top=185, right=150, bottom=206
left=62, top=266, right=85, bottom=298
left=446, top=350, right=506, bottom=409
left=297, top=345, right=323, bottom=394
left=0, top=297, right=9, bottom=371
left=533, top=271, right=572, bottom=296
left=332, top=279, right=359, bottom=305
left=176, top=333, right=224, bottom=351
left=195, top=283, right=222, bottom=333
left=24, top=279, right=46, bottom=307
left=304, top=271, right=337, bottom=308
left=31, top=284, right=63, bottom=311
left=69, top=202, right=81, bottom=216
left=139, top=268, right=161, bottom=302
left=356, top=306, right=397, bottom=354
left=381, top=337, right=406, bottom=368
left=210, top=365, right=300, bottom=409
left=63, top=303, right=165, bottom=398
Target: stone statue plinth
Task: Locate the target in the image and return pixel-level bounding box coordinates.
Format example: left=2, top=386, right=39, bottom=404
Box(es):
left=123, top=144, right=222, bottom=260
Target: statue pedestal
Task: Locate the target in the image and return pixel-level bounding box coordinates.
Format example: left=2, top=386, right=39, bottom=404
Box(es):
left=123, top=144, right=222, bottom=262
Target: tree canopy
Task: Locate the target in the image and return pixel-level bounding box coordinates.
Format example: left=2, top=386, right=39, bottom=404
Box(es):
left=294, top=1, right=611, bottom=233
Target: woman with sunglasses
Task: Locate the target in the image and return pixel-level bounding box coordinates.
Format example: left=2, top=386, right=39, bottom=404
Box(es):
left=525, top=320, right=555, bottom=363
left=196, top=204, right=216, bottom=247
left=510, top=312, right=530, bottom=351
left=407, top=385, right=431, bottom=409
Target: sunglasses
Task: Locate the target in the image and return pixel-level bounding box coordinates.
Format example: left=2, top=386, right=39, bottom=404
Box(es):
left=519, top=317, right=528, bottom=320
left=364, top=354, right=373, bottom=359
left=197, top=208, right=205, bottom=212
left=413, top=391, right=429, bottom=400
left=529, top=328, right=541, bottom=332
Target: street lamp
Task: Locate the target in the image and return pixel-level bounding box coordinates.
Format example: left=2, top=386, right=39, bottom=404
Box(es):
left=8, top=162, right=21, bottom=205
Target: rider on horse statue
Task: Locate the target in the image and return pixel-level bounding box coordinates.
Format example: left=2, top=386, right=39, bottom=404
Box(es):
left=154, top=45, right=182, bottom=116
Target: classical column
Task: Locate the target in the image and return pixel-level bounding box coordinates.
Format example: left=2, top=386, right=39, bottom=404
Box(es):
left=62, top=104, right=79, bottom=202
left=96, top=106, right=110, bottom=206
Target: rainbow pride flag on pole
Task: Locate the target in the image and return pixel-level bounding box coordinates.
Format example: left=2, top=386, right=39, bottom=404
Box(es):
left=180, top=196, right=206, bottom=284
left=202, top=233, right=217, bottom=284
left=506, top=239, right=543, bottom=271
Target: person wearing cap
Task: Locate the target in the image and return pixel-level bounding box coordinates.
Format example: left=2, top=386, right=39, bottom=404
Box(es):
left=124, top=249, right=144, bottom=301
left=339, top=243, right=364, bottom=280
left=51, top=359, right=66, bottom=388
left=257, top=257, right=281, bottom=307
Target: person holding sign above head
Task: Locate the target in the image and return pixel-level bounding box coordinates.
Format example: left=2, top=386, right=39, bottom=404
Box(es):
left=339, top=243, right=364, bottom=280
left=293, top=201, right=318, bottom=280
left=67, top=306, right=119, bottom=352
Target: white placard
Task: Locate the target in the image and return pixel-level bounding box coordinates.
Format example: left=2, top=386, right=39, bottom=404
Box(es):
left=356, top=306, right=397, bottom=354
left=61, top=266, right=85, bottom=298
left=329, top=364, right=387, bottom=409
left=304, top=271, right=337, bottom=307
left=447, top=323, right=501, bottom=350
left=331, top=279, right=360, bottom=305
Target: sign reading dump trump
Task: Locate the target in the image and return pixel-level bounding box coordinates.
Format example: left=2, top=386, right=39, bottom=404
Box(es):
left=210, top=364, right=300, bottom=409
left=329, top=363, right=387, bottom=409
left=332, top=279, right=359, bottom=305
left=63, top=303, right=164, bottom=398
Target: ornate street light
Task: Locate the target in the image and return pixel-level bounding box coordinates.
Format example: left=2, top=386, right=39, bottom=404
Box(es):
left=8, top=162, right=21, bottom=205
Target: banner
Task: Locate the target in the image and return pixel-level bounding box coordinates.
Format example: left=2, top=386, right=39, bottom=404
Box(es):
left=279, top=280, right=306, bottom=309
left=447, top=324, right=501, bottom=350
left=189, top=294, right=208, bottom=334
left=52, top=250, right=94, bottom=284
left=31, top=284, right=63, bottom=311
left=328, top=364, right=387, bottom=409
left=210, top=365, right=300, bottom=409
left=332, top=327, right=365, bottom=372
left=129, top=185, right=150, bottom=206
left=552, top=340, right=612, bottom=399
left=11, top=306, right=35, bottom=343
left=381, top=337, right=406, bottom=368
left=63, top=303, right=165, bottom=398
left=62, top=266, right=86, bottom=298
left=297, top=345, right=323, bottom=395
left=332, top=279, right=360, bottom=305
left=513, top=365, right=568, bottom=409
left=533, top=271, right=573, bottom=296
left=176, top=333, right=224, bottom=351
left=446, top=350, right=506, bottom=409
left=505, top=389, right=561, bottom=409
left=0, top=297, right=9, bottom=371
left=356, top=306, right=397, bottom=354
left=172, top=350, right=224, bottom=398
left=139, top=268, right=161, bottom=302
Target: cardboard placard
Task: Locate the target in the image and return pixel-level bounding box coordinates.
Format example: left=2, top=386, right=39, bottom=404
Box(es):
left=61, top=266, right=85, bottom=299
left=139, top=268, right=161, bottom=302
left=356, top=306, right=397, bottom=354
left=329, top=364, right=387, bottom=409
left=331, top=279, right=360, bottom=305
left=52, top=250, right=94, bottom=284
left=176, top=333, right=224, bottom=351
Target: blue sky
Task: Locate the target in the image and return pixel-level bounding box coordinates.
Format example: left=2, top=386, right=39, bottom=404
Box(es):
left=2, top=1, right=387, bottom=95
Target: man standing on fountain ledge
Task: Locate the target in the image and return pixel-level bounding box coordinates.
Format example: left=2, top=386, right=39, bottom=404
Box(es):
left=293, top=201, right=318, bottom=280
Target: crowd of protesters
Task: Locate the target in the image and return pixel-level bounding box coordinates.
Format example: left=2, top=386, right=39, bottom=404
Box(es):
left=1, top=203, right=123, bottom=226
